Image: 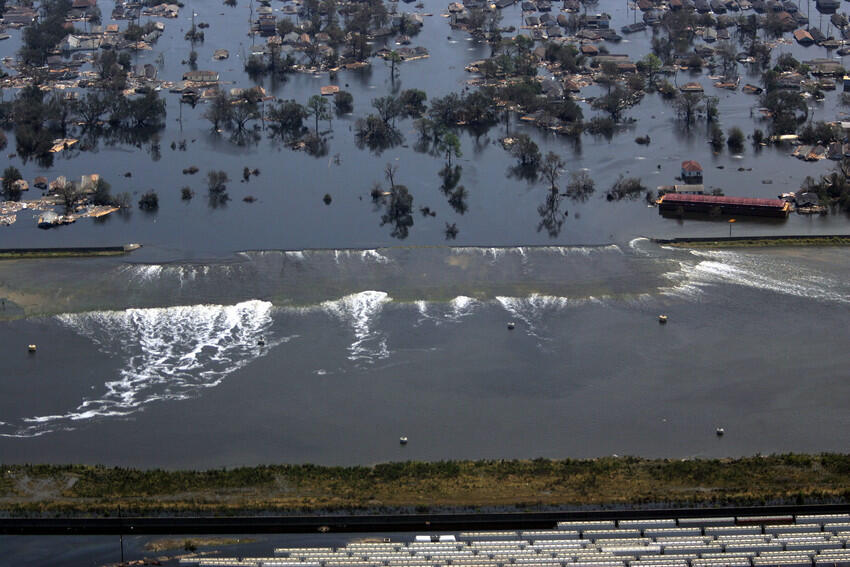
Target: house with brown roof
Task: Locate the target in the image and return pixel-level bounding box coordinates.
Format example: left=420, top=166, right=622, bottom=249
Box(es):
left=793, top=29, right=814, bottom=45
left=681, top=160, right=703, bottom=184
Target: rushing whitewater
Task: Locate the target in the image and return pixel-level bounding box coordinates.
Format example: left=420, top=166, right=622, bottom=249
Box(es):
left=5, top=243, right=850, bottom=448
left=660, top=248, right=850, bottom=303
left=321, top=291, right=391, bottom=363
left=0, top=300, right=283, bottom=438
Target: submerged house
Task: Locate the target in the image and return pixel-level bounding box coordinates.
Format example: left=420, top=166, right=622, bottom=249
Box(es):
left=681, top=160, right=704, bottom=184
left=182, top=70, right=220, bottom=83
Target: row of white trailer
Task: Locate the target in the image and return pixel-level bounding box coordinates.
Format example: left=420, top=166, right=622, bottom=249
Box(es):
left=178, top=515, right=850, bottom=567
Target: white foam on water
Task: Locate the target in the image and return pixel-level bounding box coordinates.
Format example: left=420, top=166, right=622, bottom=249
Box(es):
left=321, top=291, right=391, bottom=363
left=285, top=250, right=306, bottom=261
left=627, top=237, right=652, bottom=254
left=0, top=300, right=287, bottom=438
left=329, top=249, right=392, bottom=264
left=450, top=247, right=506, bottom=260
left=537, top=244, right=623, bottom=256
left=658, top=249, right=850, bottom=304
left=123, top=263, right=227, bottom=289
left=360, top=249, right=391, bottom=263
left=449, top=295, right=479, bottom=320
left=449, top=245, right=623, bottom=260
left=495, top=293, right=587, bottom=341
left=128, top=264, right=164, bottom=283
left=688, top=249, right=850, bottom=303
left=413, top=295, right=481, bottom=326
left=658, top=261, right=710, bottom=300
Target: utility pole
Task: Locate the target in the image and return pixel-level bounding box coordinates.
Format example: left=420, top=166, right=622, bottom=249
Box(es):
left=118, top=505, right=125, bottom=565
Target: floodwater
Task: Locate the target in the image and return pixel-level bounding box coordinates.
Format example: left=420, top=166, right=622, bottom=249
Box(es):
left=0, top=0, right=849, bottom=254
left=0, top=532, right=416, bottom=567
left=1, top=0, right=850, bottom=469
left=2, top=240, right=850, bottom=467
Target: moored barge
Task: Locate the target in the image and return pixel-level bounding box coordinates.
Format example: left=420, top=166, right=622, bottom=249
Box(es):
left=657, top=193, right=791, bottom=218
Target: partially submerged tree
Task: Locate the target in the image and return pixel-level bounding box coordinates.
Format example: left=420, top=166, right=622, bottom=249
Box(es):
left=566, top=171, right=595, bottom=202
left=1, top=165, right=22, bottom=201
left=638, top=53, right=663, bottom=88
left=207, top=170, right=230, bottom=207
left=91, top=178, right=115, bottom=206
left=448, top=185, right=468, bottom=214
left=540, top=152, right=565, bottom=193
left=674, top=92, right=704, bottom=127
left=710, top=124, right=725, bottom=152
left=509, top=134, right=541, bottom=171
left=380, top=183, right=414, bottom=239
left=334, top=91, right=354, bottom=114
left=727, top=127, right=745, bottom=153
left=355, top=115, right=402, bottom=152
left=537, top=184, right=565, bottom=238
left=138, top=190, right=159, bottom=211
left=398, top=89, right=427, bottom=118
left=591, top=86, right=632, bottom=122
left=606, top=175, right=646, bottom=201
left=307, top=95, right=331, bottom=133
left=267, top=99, right=307, bottom=141
left=54, top=180, right=83, bottom=213
left=437, top=132, right=462, bottom=168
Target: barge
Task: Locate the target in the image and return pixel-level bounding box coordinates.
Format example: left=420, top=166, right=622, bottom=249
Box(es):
left=657, top=193, right=791, bottom=218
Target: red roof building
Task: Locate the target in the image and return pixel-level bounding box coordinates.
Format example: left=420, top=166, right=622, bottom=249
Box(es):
left=681, top=160, right=703, bottom=183
left=658, top=193, right=791, bottom=218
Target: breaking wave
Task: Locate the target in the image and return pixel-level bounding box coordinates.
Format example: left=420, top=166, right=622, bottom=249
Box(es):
left=120, top=262, right=235, bottom=288
left=659, top=249, right=850, bottom=304
left=321, top=291, right=391, bottom=363
left=0, top=300, right=286, bottom=438
left=414, top=295, right=482, bottom=325
left=450, top=245, right=622, bottom=260
left=496, top=293, right=600, bottom=341
left=332, top=249, right=392, bottom=264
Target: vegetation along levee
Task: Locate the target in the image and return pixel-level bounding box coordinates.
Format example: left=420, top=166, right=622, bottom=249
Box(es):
left=0, top=245, right=141, bottom=259
left=654, top=235, right=850, bottom=248
left=3, top=455, right=850, bottom=517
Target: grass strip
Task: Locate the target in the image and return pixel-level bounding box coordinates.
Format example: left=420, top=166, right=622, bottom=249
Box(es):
left=0, top=250, right=129, bottom=259
left=664, top=236, right=850, bottom=248
left=2, top=455, right=850, bottom=516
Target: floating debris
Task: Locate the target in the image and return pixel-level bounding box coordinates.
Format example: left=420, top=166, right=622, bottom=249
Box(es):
left=49, top=138, right=78, bottom=153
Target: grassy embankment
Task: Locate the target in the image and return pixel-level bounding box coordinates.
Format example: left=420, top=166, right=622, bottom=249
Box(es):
left=2, top=455, right=850, bottom=516
left=663, top=236, right=850, bottom=248
left=0, top=249, right=129, bottom=259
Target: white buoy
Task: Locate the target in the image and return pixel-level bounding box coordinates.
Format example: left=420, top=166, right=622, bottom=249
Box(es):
left=27, top=344, right=36, bottom=353
left=716, top=427, right=725, bottom=436
left=399, top=436, right=408, bottom=445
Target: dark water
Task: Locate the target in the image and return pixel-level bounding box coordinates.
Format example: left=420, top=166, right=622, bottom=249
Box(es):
left=0, top=532, right=403, bottom=567
left=0, top=0, right=849, bottom=255
left=2, top=241, right=850, bottom=466
left=0, top=0, right=849, bottom=489
left=4, top=2, right=850, bottom=564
